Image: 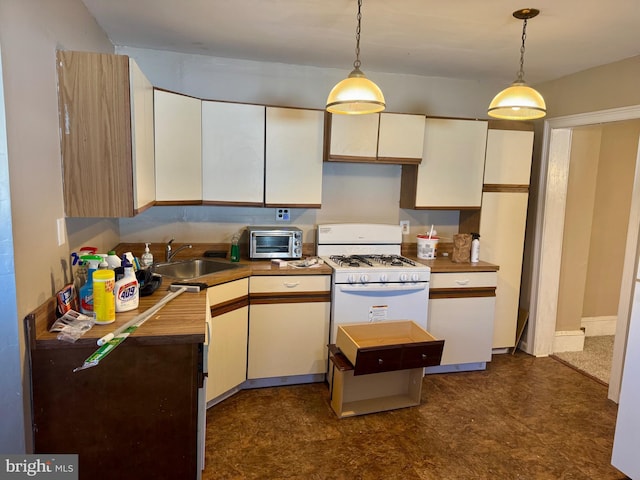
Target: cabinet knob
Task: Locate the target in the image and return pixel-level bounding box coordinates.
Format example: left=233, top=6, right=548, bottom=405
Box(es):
left=422, top=354, right=428, bottom=360
left=378, top=358, right=384, bottom=365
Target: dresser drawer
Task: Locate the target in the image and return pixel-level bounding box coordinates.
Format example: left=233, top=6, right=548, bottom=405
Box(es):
left=402, top=342, right=445, bottom=368
left=352, top=345, right=403, bottom=375
left=336, top=320, right=444, bottom=376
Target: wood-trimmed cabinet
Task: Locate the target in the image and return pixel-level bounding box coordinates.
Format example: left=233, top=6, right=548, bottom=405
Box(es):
left=400, top=118, right=488, bottom=209
left=326, top=112, right=425, bottom=165
left=425, top=271, right=497, bottom=373
left=247, top=275, right=331, bottom=380
left=479, top=124, right=534, bottom=348
left=56, top=50, right=155, bottom=217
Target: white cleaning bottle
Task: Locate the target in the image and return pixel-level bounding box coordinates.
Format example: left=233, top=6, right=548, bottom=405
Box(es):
left=114, top=258, right=139, bottom=312
left=471, top=233, right=480, bottom=263
left=141, top=243, right=154, bottom=268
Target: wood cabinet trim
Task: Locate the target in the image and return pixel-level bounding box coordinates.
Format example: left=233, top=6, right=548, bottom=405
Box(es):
left=483, top=184, right=530, bottom=193
left=249, top=291, right=331, bottom=304
left=210, top=296, right=249, bottom=317
left=325, top=154, right=379, bottom=163
left=429, top=287, right=497, bottom=299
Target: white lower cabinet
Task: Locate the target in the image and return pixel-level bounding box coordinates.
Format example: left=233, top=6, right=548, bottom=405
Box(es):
left=425, top=271, right=497, bottom=373
left=206, top=278, right=249, bottom=404
left=247, top=275, right=331, bottom=381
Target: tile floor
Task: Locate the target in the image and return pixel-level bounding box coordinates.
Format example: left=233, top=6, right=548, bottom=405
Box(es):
left=204, top=352, right=628, bottom=480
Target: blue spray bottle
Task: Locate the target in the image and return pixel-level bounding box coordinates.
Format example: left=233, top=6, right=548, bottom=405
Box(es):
left=79, top=255, right=102, bottom=316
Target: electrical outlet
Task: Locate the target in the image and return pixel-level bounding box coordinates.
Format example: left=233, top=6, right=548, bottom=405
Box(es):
left=276, top=208, right=290, bottom=222
left=400, top=220, right=410, bottom=235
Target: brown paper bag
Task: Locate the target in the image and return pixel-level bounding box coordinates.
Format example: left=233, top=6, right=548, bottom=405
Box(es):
left=452, top=233, right=472, bottom=263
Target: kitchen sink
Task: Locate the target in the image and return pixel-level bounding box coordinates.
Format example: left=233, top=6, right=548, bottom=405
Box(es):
left=152, top=258, right=241, bottom=280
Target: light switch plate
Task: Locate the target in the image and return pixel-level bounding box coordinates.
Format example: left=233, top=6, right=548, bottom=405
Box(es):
left=276, top=208, right=290, bottom=222
left=400, top=220, right=410, bottom=235
left=57, top=217, right=66, bottom=246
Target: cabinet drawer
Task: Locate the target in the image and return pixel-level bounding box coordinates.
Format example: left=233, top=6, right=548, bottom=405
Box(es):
left=430, top=272, right=497, bottom=289
left=249, top=275, right=330, bottom=293
left=336, top=321, right=444, bottom=376
left=402, top=342, right=445, bottom=368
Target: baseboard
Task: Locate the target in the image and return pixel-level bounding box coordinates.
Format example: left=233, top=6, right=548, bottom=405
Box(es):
left=553, top=329, right=586, bottom=353
left=581, top=316, right=617, bottom=336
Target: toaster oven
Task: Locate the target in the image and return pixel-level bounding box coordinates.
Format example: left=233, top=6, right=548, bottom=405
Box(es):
left=247, top=226, right=303, bottom=259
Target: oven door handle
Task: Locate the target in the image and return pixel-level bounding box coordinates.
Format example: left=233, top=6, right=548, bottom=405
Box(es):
left=338, top=283, right=428, bottom=293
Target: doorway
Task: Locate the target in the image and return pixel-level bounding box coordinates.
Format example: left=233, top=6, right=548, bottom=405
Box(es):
left=528, top=105, right=640, bottom=403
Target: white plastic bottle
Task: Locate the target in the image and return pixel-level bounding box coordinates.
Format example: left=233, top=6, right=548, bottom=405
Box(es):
left=141, top=243, right=154, bottom=268
left=471, top=233, right=480, bottom=263
left=114, top=258, right=139, bottom=312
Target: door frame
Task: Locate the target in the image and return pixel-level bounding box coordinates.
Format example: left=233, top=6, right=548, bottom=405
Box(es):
left=528, top=104, right=640, bottom=402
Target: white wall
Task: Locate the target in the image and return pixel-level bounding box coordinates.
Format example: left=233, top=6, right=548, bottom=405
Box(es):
left=0, top=0, right=115, bottom=452
left=118, top=46, right=506, bottom=245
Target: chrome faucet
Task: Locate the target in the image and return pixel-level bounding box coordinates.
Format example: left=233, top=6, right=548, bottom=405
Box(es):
left=165, top=238, right=193, bottom=262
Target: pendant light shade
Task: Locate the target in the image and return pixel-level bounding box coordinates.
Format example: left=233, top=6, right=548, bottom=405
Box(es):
left=488, top=8, right=546, bottom=120
left=326, top=0, right=385, bottom=115
left=488, top=81, right=546, bottom=120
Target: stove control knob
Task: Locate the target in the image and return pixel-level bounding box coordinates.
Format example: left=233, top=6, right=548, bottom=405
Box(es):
left=380, top=274, right=388, bottom=283
left=360, top=274, right=369, bottom=284
left=412, top=273, right=421, bottom=282
left=400, top=273, right=409, bottom=282
left=347, top=274, right=356, bottom=284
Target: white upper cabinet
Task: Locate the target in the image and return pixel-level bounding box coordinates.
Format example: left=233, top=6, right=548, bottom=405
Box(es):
left=377, top=113, right=425, bottom=163
left=154, top=89, right=202, bottom=202
left=328, top=113, right=379, bottom=161
left=265, top=107, right=324, bottom=207
left=401, top=118, right=488, bottom=209
left=484, top=129, right=534, bottom=185
left=202, top=101, right=265, bottom=205
left=327, top=112, right=425, bottom=164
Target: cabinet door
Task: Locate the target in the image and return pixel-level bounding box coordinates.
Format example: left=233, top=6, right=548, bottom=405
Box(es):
left=377, top=113, right=425, bottom=164
left=129, top=59, right=155, bottom=213
left=428, top=296, right=495, bottom=365
left=247, top=301, right=330, bottom=379
left=484, top=129, right=534, bottom=185
left=265, top=107, right=324, bottom=207
left=411, top=118, right=488, bottom=208
left=327, top=113, right=379, bottom=161
left=154, top=90, right=202, bottom=202
left=207, top=306, right=248, bottom=401
left=202, top=101, right=265, bottom=205
left=57, top=51, right=135, bottom=217
left=206, top=278, right=249, bottom=402
left=479, top=192, right=529, bottom=348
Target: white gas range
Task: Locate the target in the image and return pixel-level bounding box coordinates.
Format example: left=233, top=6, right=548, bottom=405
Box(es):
left=317, top=223, right=430, bottom=343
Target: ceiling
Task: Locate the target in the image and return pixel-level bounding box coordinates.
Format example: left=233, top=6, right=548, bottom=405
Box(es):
left=81, top=0, right=639, bottom=84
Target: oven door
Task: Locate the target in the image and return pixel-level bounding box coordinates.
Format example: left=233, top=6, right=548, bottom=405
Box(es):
left=330, top=282, right=429, bottom=344
left=250, top=233, right=293, bottom=258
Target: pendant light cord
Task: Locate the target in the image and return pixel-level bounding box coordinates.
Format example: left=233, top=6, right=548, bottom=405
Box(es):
left=353, top=0, right=362, bottom=70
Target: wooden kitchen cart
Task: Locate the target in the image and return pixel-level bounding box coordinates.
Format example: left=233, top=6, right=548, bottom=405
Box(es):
left=24, top=291, right=207, bottom=480
left=328, top=321, right=444, bottom=418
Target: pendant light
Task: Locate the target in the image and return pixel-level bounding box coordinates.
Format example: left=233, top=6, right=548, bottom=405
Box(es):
left=326, top=0, right=385, bottom=115
left=488, top=8, right=546, bottom=120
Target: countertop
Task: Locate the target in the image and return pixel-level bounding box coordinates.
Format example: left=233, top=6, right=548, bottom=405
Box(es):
left=32, top=254, right=495, bottom=348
